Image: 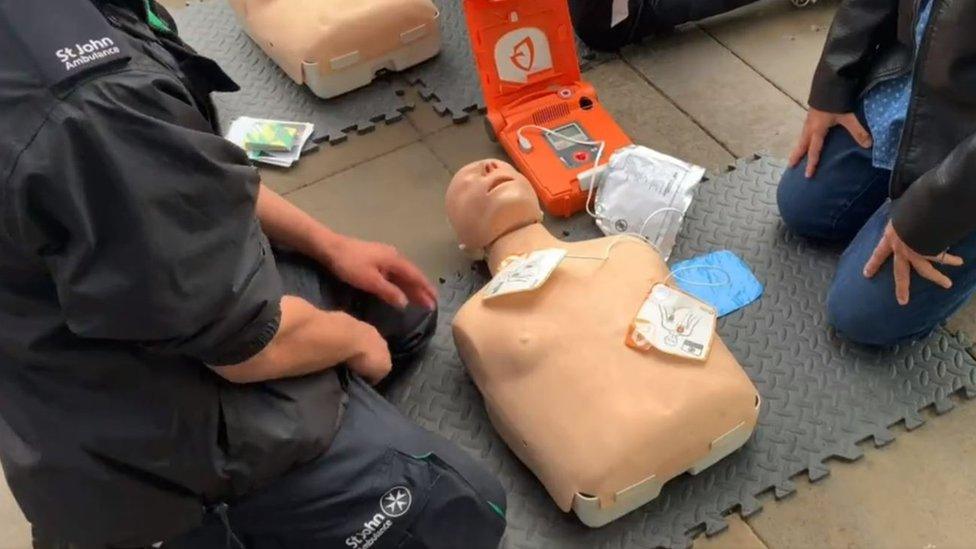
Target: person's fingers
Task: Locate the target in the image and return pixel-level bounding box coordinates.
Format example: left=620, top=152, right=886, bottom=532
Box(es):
left=839, top=114, right=873, bottom=148
left=894, top=253, right=911, bottom=305
left=788, top=131, right=811, bottom=168
left=911, top=257, right=953, bottom=289
left=387, top=257, right=438, bottom=310
left=364, top=370, right=384, bottom=386
left=863, top=237, right=892, bottom=278
left=367, top=272, right=410, bottom=309
left=924, top=252, right=965, bottom=267
left=805, top=132, right=825, bottom=178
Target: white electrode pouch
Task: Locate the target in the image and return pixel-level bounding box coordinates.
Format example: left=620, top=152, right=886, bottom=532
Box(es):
left=483, top=248, right=568, bottom=300
left=627, top=284, right=717, bottom=361
left=594, top=145, right=705, bottom=260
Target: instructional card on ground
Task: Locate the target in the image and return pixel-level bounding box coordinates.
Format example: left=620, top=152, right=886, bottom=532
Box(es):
left=628, top=284, right=716, bottom=361
left=483, top=249, right=567, bottom=300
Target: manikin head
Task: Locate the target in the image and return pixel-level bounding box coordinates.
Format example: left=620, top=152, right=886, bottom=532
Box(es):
left=446, top=159, right=544, bottom=259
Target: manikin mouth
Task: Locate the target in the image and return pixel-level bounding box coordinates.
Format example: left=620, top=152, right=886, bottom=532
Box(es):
left=486, top=173, right=516, bottom=194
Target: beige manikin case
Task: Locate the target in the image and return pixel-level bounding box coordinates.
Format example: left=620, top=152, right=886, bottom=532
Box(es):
left=452, top=229, right=761, bottom=528
left=228, top=0, right=441, bottom=99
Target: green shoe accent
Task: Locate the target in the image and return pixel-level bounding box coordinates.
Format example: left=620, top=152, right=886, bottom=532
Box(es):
left=411, top=452, right=433, bottom=460
left=488, top=501, right=506, bottom=519
left=144, top=0, right=172, bottom=33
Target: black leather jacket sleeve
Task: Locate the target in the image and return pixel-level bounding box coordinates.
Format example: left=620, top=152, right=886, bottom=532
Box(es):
left=809, top=0, right=900, bottom=113
left=6, top=68, right=283, bottom=366
left=891, top=131, right=976, bottom=255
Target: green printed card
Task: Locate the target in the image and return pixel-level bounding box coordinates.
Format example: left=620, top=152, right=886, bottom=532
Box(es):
left=244, top=122, right=301, bottom=152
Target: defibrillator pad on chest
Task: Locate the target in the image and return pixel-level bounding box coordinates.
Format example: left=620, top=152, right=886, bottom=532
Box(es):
left=482, top=248, right=567, bottom=301
left=627, top=284, right=717, bottom=361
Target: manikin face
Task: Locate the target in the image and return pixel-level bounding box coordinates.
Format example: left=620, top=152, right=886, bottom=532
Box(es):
left=446, top=159, right=544, bottom=258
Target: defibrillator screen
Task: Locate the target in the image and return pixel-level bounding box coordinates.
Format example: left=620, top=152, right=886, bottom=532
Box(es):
left=545, top=123, right=588, bottom=151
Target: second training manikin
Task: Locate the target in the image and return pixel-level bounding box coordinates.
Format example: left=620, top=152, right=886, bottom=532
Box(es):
left=229, top=0, right=441, bottom=98
left=446, top=160, right=761, bottom=527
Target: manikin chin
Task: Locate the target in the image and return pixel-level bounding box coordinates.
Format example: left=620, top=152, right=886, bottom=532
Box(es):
left=445, top=159, right=761, bottom=527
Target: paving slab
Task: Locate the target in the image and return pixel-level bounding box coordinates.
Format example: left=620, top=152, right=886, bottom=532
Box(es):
left=285, top=143, right=469, bottom=280
left=701, top=0, right=839, bottom=107
left=0, top=477, right=28, bottom=549
left=421, top=115, right=508, bottom=175
left=947, top=299, right=976, bottom=346
left=587, top=60, right=735, bottom=172
left=623, top=25, right=807, bottom=158
left=747, top=398, right=976, bottom=549
left=404, top=88, right=458, bottom=137
left=262, top=121, right=420, bottom=196
left=423, top=60, right=733, bottom=177
left=695, top=516, right=768, bottom=549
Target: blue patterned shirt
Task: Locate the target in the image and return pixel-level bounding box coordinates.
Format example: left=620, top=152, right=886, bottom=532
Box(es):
left=862, top=0, right=933, bottom=170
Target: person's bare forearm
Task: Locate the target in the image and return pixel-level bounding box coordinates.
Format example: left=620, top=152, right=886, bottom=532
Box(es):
left=215, top=296, right=369, bottom=383
left=256, top=184, right=344, bottom=264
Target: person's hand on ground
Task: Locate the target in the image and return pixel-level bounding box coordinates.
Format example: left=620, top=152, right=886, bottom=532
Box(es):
left=348, top=321, right=393, bottom=384
left=324, top=237, right=438, bottom=310
left=863, top=221, right=964, bottom=306
left=789, top=109, right=873, bottom=178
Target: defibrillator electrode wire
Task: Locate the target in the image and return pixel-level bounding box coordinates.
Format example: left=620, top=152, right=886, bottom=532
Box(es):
left=515, top=126, right=732, bottom=289
left=515, top=126, right=686, bottom=250
left=664, top=265, right=732, bottom=287
left=562, top=236, right=732, bottom=287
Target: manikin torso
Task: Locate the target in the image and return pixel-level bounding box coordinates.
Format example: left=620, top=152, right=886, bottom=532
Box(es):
left=452, top=222, right=759, bottom=517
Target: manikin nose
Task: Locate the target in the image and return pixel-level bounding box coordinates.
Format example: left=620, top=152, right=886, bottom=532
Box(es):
left=482, top=160, right=500, bottom=176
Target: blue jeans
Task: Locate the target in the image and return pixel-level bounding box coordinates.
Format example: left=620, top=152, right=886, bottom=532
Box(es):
left=777, top=126, right=976, bottom=346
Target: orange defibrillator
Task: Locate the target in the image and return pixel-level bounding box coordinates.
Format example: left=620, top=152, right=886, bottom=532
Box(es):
left=463, top=0, right=632, bottom=217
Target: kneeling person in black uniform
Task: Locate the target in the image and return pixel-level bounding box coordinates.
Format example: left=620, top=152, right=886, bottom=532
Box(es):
left=0, top=1, right=506, bottom=548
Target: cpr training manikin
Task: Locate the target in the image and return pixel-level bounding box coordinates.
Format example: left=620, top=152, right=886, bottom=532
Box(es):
left=229, top=0, right=441, bottom=98
left=446, top=159, right=761, bottom=527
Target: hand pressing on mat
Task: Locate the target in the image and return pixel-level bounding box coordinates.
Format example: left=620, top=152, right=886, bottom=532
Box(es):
left=863, top=221, right=964, bottom=306
left=789, top=109, right=873, bottom=178
left=327, top=237, right=438, bottom=311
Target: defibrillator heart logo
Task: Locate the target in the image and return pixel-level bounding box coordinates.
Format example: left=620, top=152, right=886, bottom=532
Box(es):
left=380, top=486, right=412, bottom=518
left=494, top=28, right=553, bottom=84
left=510, top=37, right=536, bottom=72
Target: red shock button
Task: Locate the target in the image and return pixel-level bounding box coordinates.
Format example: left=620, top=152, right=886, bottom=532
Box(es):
left=574, top=150, right=590, bottom=163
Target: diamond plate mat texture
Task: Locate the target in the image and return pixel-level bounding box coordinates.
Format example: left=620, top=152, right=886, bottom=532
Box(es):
left=172, top=0, right=615, bottom=134
left=172, top=0, right=413, bottom=143
left=386, top=156, right=976, bottom=549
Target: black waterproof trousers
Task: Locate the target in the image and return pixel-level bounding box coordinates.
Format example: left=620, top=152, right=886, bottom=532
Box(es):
left=570, top=0, right=759, bottom=51
left=34, top=252, right=506, bottom=549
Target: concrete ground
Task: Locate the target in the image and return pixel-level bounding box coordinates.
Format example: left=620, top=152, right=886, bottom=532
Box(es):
left=3, top=1, right=976, bottom=547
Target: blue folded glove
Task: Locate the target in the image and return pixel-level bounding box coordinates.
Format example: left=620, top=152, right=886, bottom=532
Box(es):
left=670, top=250, right=763, bottom=317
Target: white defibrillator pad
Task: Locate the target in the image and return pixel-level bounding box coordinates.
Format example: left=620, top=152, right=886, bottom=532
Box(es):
left=483, top=248, right=567, bottom=300
left=629, top=284, right=717, bottom=361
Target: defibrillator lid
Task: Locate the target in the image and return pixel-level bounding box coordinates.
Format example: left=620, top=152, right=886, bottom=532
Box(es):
left=464, top=0, right=583, bottom=114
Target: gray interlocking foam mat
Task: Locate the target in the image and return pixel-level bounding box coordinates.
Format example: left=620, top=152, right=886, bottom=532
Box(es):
left=172, top=1, right=413, bottom=143
left=174, top=0, right=616, bottom=133
left=386, top=155, right=976, bottom=548
left=407, top=0, right=619, bottom=122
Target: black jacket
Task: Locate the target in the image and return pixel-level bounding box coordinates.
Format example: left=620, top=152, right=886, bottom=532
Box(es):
left=810, top=0, right=976, bottom=255
left=0, top=0, right=342, bottom=545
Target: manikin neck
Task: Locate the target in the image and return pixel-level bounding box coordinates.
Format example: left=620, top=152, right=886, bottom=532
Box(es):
left=485, top=222, right=559, bottom=274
